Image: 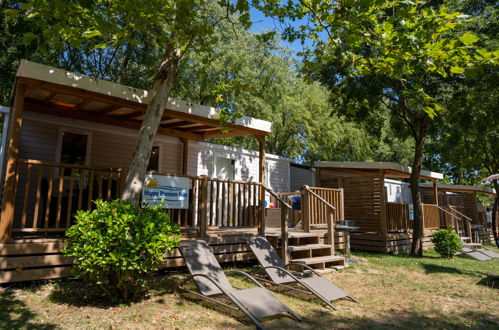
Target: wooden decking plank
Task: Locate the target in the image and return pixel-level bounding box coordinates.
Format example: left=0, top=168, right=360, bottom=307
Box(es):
left=0, top=241, right=67, bottom=256
left=0, top=266, right=71, bottom=284
left=0, top=254, right=73, bottom=270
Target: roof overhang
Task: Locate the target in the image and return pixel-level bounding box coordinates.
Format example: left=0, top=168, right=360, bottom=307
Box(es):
left=420, top=183, right=496, bottom=195
left=315, top=161, right=444, bottom=181
left=13, top=60, right=272, bottom=140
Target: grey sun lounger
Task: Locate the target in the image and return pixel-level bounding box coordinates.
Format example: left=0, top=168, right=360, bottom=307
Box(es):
left=457, top=242, right=499, bottom=261
left=245, top=236, right=356, bottom=310
left=178, top=240, right=301, bottom=330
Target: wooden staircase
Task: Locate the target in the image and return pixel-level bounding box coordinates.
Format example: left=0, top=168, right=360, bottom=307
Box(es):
left=266, top=231, right=345, bottom=270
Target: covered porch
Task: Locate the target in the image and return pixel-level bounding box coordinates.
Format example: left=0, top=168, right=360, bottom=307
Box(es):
left=0, top=61, right=344, bottom=283
left=314, top=161, right=444, bottom=253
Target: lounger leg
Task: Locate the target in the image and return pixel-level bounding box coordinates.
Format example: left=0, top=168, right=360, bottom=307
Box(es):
left=286, top=308, right=303, bottom=322
left=348, top=295, right=358, bottom=303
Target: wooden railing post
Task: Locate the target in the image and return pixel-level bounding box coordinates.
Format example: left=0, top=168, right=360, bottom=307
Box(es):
left=0, top=83, right=25, bottom=243
left=421, top=204, right=426, bottom=230
left=327, top=208, right=335, bottom=256
left=199, top=175, right=208, bottom=238
left=302, top=186, right=310, bottom=232
left=281, top=203, right=289, bottom=264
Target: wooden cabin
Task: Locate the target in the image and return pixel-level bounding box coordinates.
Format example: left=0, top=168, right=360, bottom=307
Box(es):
left=314, top=161, right=444, bottom=253
left=0, top=60, right=346, bottom=283
left=420, top=183, right=496, bottom=242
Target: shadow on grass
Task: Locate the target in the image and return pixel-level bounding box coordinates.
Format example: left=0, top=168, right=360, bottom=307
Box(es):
left=47, top=273, right=182, bottom=308
left=421, top=263, right=494, bottom=278
left=0, top=289, right=58, bottom=329
left=288, top=308, right=499, bottom=329
left=476, top=275, right=499, bottom=289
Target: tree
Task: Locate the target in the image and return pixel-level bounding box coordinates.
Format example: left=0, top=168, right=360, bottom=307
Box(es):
left=257, top=0, right=497, bottom=255
left=424, top=0, right=499, bottom=247
left=18, top=0, right=252, bottom=203
left=174, top=23, right=414, bottom=164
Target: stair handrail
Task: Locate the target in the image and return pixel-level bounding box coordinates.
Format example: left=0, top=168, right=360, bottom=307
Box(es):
left=303, top=186, right=337, bottom=211
left=260, top=184, right=292, bottom=264
left=447, top=205, right=473, bottom=222
left=302, top=185, right=336, bottom=255
left=436, top=205, right=467, bottom=236
left=447, top=206, right=473, bottom=239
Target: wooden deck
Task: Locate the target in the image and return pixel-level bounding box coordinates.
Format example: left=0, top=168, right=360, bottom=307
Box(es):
left=350, top=231, right=434, bottom=254
left=0, top=227, right=347, bottom=284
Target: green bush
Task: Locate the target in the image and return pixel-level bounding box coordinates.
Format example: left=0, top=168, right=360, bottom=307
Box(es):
left=431, top=229, right=462, bottom=259
left=63, top=199, right=180, bottom=301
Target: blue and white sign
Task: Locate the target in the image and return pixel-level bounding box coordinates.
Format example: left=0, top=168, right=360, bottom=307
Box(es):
left=142, top=174, right=190, bottom=209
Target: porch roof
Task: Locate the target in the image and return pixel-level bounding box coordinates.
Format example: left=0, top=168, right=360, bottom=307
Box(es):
left=420, top=183, right=496, bottom=195
left=13, top=60, right=272, bottom=141
left=315, top=161, right=443, bottom=181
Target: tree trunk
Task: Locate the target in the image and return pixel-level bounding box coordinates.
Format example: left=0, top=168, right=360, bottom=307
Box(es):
left=410, top=116, right=429, bottom=257
left=121, top=43, right=182, bottom=204
left=492, top=179, right=499, bottom=248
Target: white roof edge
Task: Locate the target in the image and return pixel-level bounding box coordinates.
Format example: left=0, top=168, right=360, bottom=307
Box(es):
left=16, top=60, right=272, bottom=134
left=194, top=140, right=292, bottom=162
left=315, top=161, right=444, bottom=180
left=420, top=183, right=496, bottom=194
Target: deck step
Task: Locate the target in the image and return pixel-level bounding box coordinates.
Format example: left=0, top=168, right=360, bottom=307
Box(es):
left=288, top=244, right=332, bottom=252
left=291, top=255, right=344, bottom=265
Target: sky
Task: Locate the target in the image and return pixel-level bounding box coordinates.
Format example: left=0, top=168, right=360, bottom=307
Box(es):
left=248, top=7, right=307, bottom=56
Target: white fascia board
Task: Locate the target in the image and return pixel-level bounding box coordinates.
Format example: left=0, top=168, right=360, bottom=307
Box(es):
left=16, top=60, right=272, bottom=133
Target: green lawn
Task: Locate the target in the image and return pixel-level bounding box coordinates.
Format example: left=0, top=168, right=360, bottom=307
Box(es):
left=1, top=246, right=498, bottom=329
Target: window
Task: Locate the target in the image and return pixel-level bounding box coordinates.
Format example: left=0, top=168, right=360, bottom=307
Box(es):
left=215, top=157, right=235, bottom=180
left=147, top=145, right=160, bottom=172
left=60, top=131, right=89, bottom=165
left=57, top=130, right=91, bottom=176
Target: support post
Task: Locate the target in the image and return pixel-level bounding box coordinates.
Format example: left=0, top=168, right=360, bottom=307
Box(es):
left=199, top=175, right=208, bottom=238
left=302, top=186, right=310, bottom=232
left=280, top=205, right=289, bottom=264
left=432, top=179, right=438, bottom=206
left=432, top=179, right=439, bottom=227
left=379, top=170, right=387, bottom=236
left=181, top=137, right=189, bottom=175
left=257, top=135, right=266, bottom=236
left=0, top=83, right=25, bottom=243
left=327, top=208, right=335, bottom=256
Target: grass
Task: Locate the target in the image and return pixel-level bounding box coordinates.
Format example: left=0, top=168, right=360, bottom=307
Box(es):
left=1, top=245, right=498, bottom=329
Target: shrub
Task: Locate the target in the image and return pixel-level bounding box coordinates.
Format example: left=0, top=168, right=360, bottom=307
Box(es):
left=63, top=199, right=180, bottom=302
left=431, top=229, right=461, bottom=259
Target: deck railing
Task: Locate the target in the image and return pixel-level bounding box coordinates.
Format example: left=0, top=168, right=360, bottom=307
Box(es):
left=422, top=204, right=440, bottom=229
left=9, top=159, right=263, bottom=235
left=386, top=202, right=409, bottom=232
left=12, top=159, right=123, bottom=232
left=301, top=186, right=344, bottom=231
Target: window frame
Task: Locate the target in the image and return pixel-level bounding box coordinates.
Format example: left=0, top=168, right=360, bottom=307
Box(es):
left=55, top=128, right=93, bottom=166
left=147, top=144, right=163, bottom=173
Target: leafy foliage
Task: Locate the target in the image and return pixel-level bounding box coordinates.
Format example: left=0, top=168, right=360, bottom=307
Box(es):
left=256, top=0, right=497, bottom=256
left=431, top=229, right=462, bottom=259
left=63, top=200, right=180, bottom=302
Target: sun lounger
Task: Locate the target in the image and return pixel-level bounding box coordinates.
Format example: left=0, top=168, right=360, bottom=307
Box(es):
left=458, top=241, right=499, bottom=260
left=178, top=240, right=301, bottom=330
left=245, top=236, right=356, bottom=310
